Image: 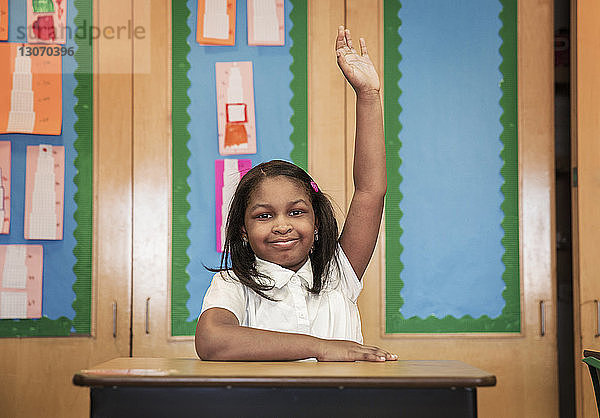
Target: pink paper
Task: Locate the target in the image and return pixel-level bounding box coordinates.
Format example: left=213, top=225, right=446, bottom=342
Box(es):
left=24, top=144, right=64, bottom=240
left=215, top=61, right=257, bottom=156
left=0, top=142, right=10, bottom=234
left=27, top=0, right=67, bottom=44
left=0, top=245, right=43, bottom=319
left=215, top=159, right=252, bottom=252
left=247, top=0, right=285, bottom=46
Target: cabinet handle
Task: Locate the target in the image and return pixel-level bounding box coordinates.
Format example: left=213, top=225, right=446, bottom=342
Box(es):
left=145, top=297, right=150, bottom=334
left=596, top=300, right=600, bottom=338
left=112, top=301, right=117, bottom=338
left=539, top=300, right=545, bottom=337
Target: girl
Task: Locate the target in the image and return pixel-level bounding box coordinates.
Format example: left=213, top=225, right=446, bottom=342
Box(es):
left=196, top=26, right=395, bottom=362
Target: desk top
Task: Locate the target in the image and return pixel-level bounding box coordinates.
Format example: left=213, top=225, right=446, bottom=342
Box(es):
left=73, top=357, right=496, bottom=388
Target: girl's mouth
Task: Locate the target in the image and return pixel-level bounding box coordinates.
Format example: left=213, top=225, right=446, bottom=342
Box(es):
left=269, top=238, right=299, bottom=249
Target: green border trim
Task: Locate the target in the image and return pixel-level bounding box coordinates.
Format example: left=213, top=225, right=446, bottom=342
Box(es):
left=171, top=0, right=308, bottom=336
left=0, top=0, right=93, bottom=337
left=288, top=0, right=308, bottom=171
left=171, top=0, right=194, bottom=336
left=383, top=0, right=405, bottom=332
left=384, top=0, right=520, bottom=333
left=71, top=0, right=94, bottom=335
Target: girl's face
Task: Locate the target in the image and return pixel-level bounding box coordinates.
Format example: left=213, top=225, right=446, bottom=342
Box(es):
left=243, top=176, right=316, bottom=272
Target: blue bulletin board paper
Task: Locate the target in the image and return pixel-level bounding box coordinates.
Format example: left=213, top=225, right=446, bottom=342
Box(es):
left=0, top=0, right=92, bottom=337
left=171, top=0, right=307, bottom=336
left=384, top=0, right=519, bottom=333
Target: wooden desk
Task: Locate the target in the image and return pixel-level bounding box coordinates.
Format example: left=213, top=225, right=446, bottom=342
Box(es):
left=73, top=357, right=496, bottom=418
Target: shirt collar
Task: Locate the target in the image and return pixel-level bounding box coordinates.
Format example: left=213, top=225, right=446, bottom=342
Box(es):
left=254, top=256, right=314, bottom=289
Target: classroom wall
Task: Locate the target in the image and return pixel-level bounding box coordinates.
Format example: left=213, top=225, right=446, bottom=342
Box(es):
left=0, top=1, right=568, bottom=417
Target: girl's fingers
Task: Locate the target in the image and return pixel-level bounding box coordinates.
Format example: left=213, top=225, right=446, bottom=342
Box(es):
left=362, top=345, right=398, bottom=361
left=336, top=25, right=346, bottom=50
left=345, top=29, right=356, bottom=52
left=357, top=351, right=385, bottom=362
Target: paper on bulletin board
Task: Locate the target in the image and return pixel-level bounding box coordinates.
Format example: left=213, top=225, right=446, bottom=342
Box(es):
left=0, top=142, right=11, bottom=234
left=0, top=245, right=43, bottom=319
left=215, top=159, right=252, bottom=252
left=247, top=0, right=284, bottom=46
left=24, top=144, right=64, bottom=240
left=0, top=43, right=62, bottom=135
left=27, top=0, right=67, bottom=44
left=215, top=61, right=257, bottom=155
left=197, top=0, right=236, bottom=45
left=0, top=0, right=8, bottom=41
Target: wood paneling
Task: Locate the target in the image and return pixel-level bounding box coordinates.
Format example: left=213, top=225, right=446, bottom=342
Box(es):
left=573, top=0, right=600, bottom=416
left=131, top=0, right=194, bottom=357
left=308, top=0, right=346, bottom=224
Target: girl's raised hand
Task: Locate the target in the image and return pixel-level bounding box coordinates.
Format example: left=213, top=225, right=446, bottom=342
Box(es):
left=335, top=26, right=380, bottom=95
left=317, top=339, right=398, bottom=362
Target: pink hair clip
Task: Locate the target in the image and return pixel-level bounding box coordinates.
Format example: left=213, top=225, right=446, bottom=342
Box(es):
left=310, top=181, right=319, bottom=193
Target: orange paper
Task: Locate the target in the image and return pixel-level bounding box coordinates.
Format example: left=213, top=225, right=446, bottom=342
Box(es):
left=0, top=43, right=62, bottom=135
left=0, top=0, right=8, bottom=41
left=197, top=0, right=236, bottom=46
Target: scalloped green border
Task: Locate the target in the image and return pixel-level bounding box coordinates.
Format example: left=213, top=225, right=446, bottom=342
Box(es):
left=171, top=0, right=194, bottom=337
left=384, top=0, right=520, bottom=333
left=71, top=0, right=93, bottom=335
left=171, top=0, right=308, bottom=336
left=0, top=0, right=93, bottom=337
left=288, top=1, right=308, bottom=171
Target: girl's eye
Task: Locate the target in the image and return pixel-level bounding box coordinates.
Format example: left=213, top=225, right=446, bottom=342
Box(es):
left=290, top=210, right=304, bottom=216
left=256, top=213, right=272, bottom=219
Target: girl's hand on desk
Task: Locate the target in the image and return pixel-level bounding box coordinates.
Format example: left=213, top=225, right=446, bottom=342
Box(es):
left=317, top=339, right=398, bottom=362
left=335, top=25, right=380, bottom=97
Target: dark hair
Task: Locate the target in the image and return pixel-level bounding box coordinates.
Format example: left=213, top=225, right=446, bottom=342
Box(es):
left=210, top=160, right=339, bottom=299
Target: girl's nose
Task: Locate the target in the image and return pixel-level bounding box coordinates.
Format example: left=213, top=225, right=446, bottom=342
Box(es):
left=272, top=218, right=292, bottom=234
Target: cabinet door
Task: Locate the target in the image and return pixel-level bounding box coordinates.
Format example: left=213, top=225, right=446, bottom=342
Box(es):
left=130, top=0, right=192, bottom=357
left=0, top=1, right=133, bottom=417
left=347, top=1, right=558, bottom=417
left=130, top=0, right=347, bottom=356
left=573, top=0, right=600, bottom=416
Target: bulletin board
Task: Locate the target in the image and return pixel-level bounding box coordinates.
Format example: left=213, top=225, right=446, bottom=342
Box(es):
left=171, top=0, right=307, bottom=336
left=384, top=0, right=519, bottom=333
left=0, top=0, right=92, bottom=337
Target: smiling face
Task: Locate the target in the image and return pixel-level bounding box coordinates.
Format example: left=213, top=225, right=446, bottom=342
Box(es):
left=243, top=176, right=316, bottom=272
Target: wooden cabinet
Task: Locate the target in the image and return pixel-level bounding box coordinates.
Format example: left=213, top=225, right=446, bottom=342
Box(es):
left=0, top=1, right=565, bottom=417
left=132, top=1, right=559, bottom=416
left=572, top=1, right=600, bottom=416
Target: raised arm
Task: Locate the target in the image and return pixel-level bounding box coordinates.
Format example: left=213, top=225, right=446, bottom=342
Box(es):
left=336, top=26, right=386, bottom=279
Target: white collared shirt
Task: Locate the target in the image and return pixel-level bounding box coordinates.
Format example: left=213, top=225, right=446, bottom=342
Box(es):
left=200, top=244, right=363, bottom=343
